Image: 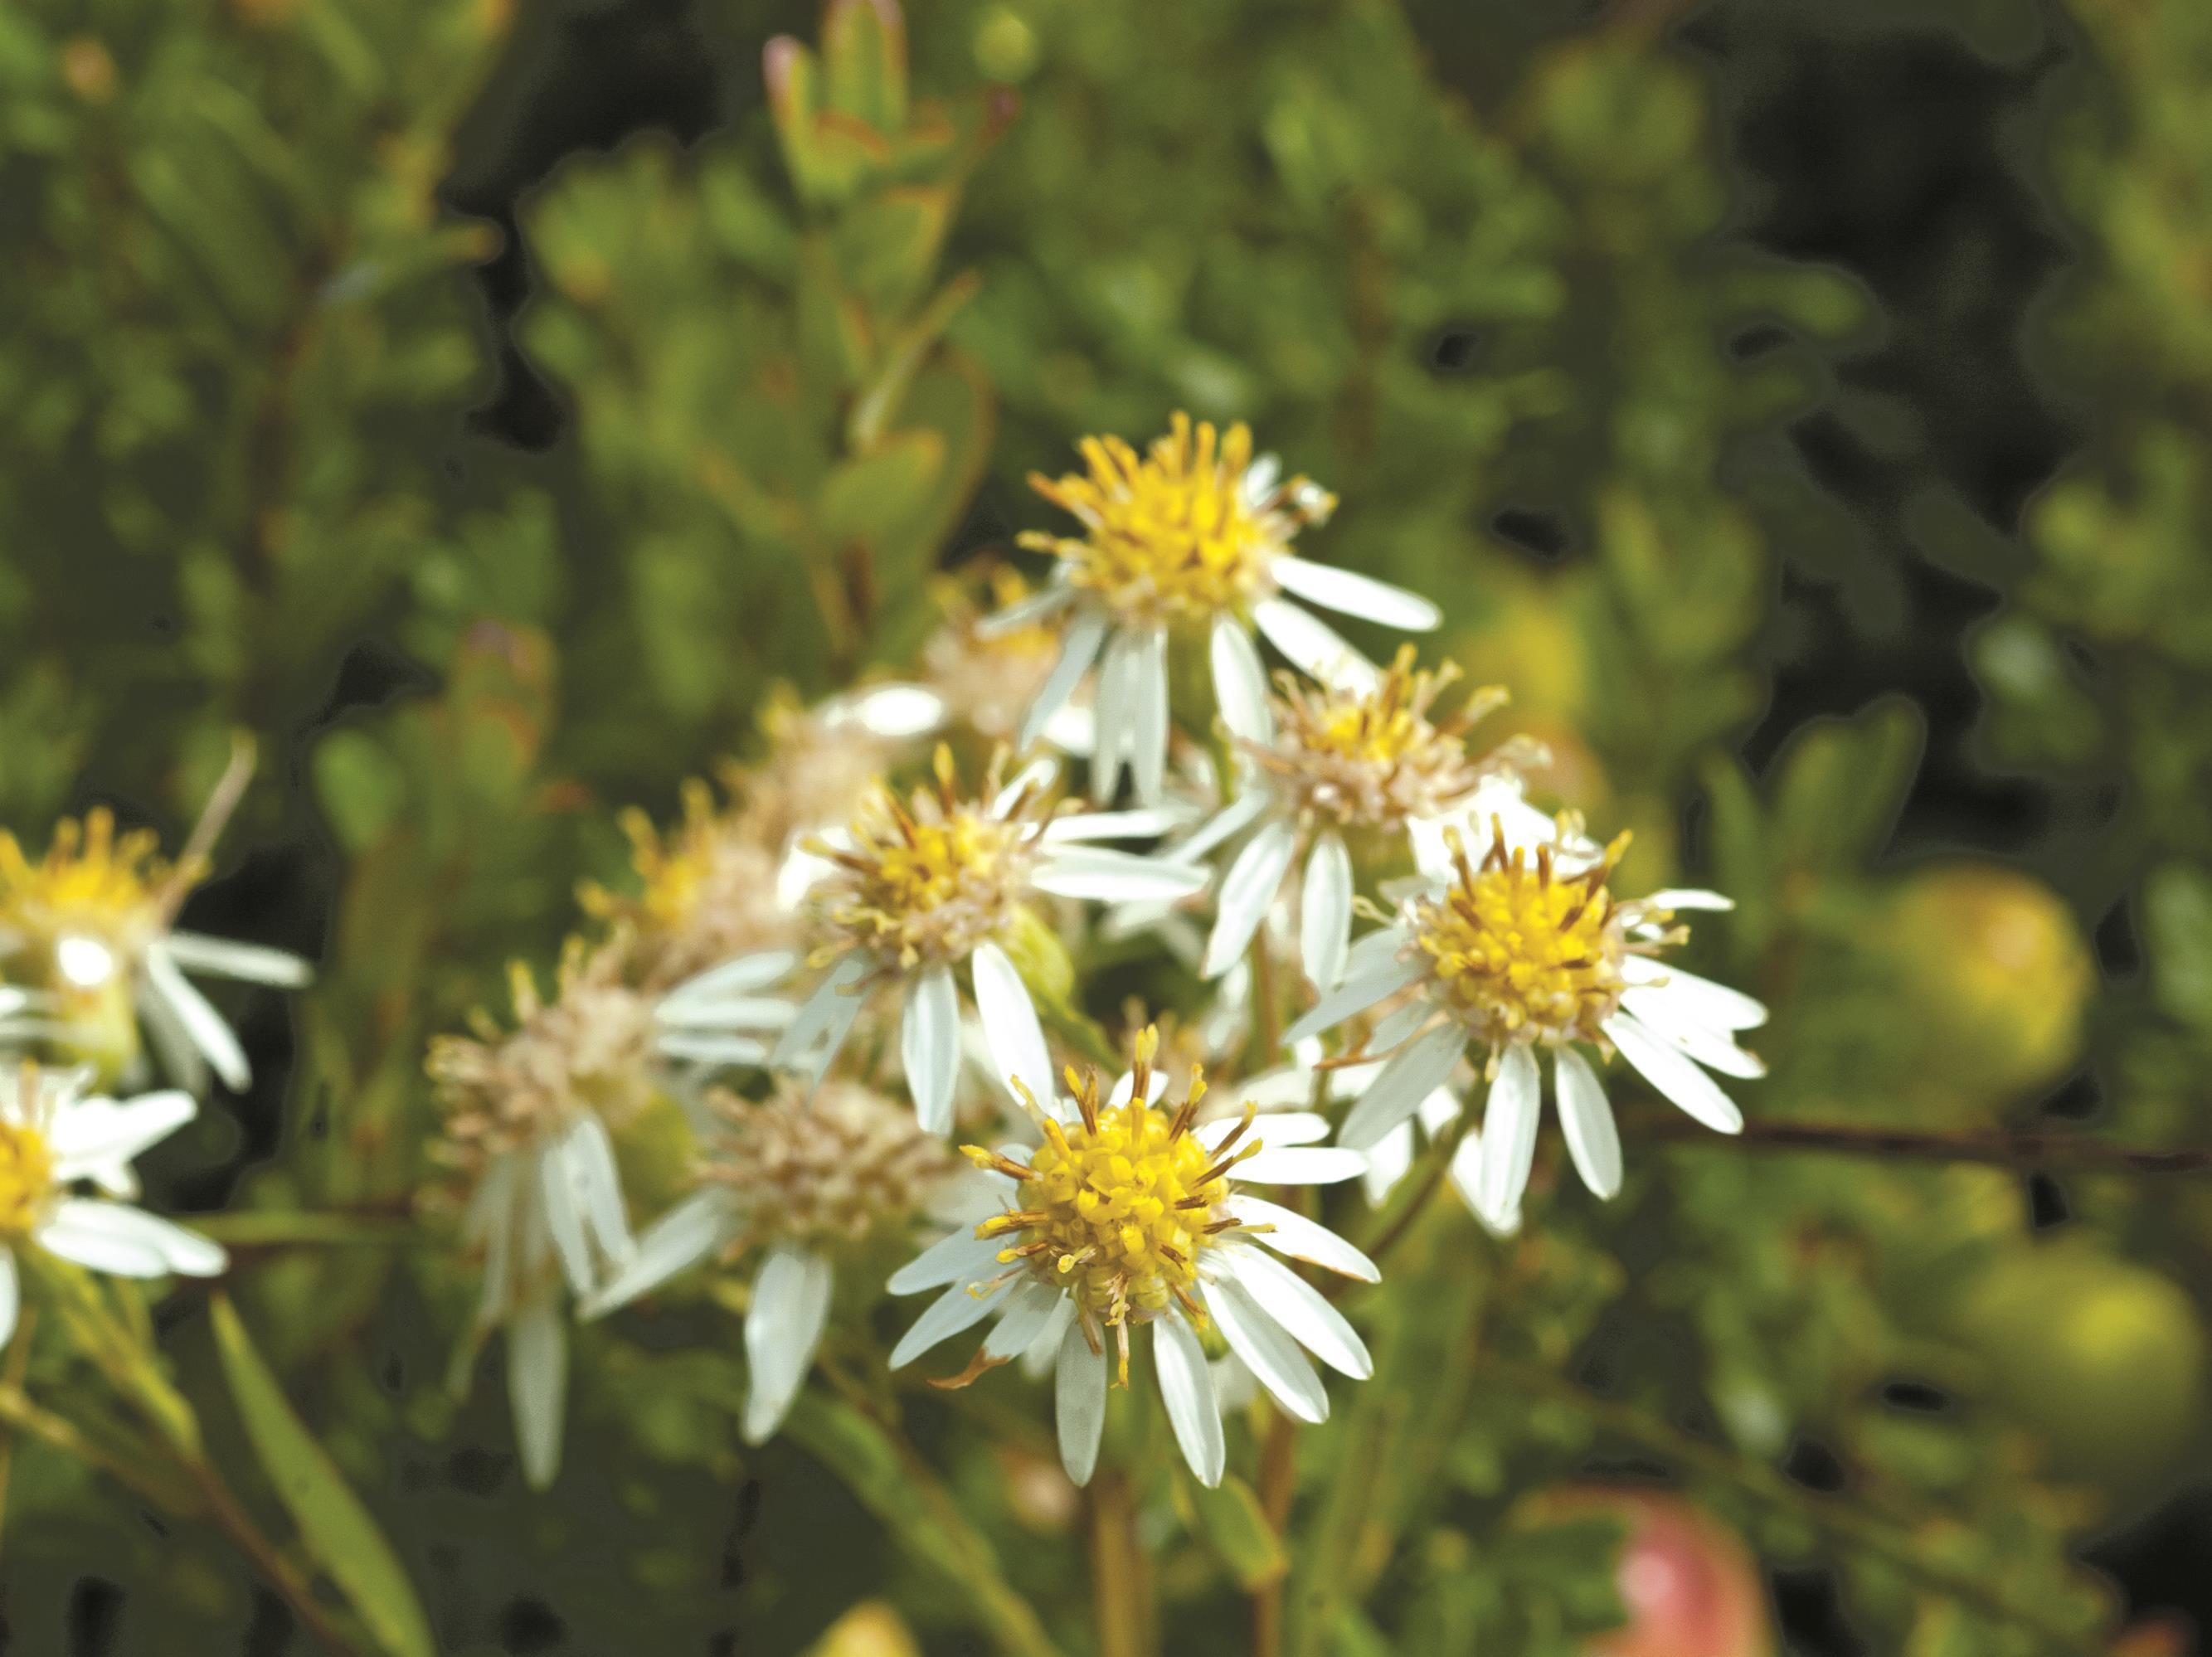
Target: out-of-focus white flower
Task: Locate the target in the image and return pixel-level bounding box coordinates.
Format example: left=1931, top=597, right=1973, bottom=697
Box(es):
left=1002, top=414, right=1440, bottom=805
left=888, top=1028, right=1375, bottom=1489
left=581, top=1077, right=962, bottom=1444
left=0, top=1064, right=226, bottom=1349
left=659, top=747, right=1204, bottom=1135
left=1290, top=782, right=1765, bottom=1231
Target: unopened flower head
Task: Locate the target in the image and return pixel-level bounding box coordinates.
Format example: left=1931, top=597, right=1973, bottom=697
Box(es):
left=890, top=1026, right=1377, bottom=1489
left=0, top=803, right=309, bottom=1091
left=0, top=1063, right=227, bottom=1352
left=1293, top=785, right=1767, bottom=1232
left=1004, top=414, right=1439, bottom=805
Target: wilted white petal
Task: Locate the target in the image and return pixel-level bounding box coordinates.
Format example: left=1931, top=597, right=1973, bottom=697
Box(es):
left=1271, top=556, right=1441, bottom=631
left=1338, top=1024, right=1466, bottom=1152
left=1210, top=616, right=1275, bottom=745
left=1252, top=597, right=1378, bottom=694
left=1553, top=1047, right=1623, bottom=1199
left=1055, top=1319, right=1108, bottom=1487
left=744, top=1247, right=834, bottom=1443
left=1153, top=1310, right=1226, bottom=1488
left=902, top=968, right=963, bottom=1136
left=1226, top=1196, right=1378, bottom=1282
left=1606, top=1012, right=1745, bottom=1135
left=1208, top=1276, right=1328, bottom=1424
left=1203, top=823, right=1299, bottom=979
left=1476, top=1046, right=1542, bottom=1227
left=1299, top=833, right=1353, bottom=992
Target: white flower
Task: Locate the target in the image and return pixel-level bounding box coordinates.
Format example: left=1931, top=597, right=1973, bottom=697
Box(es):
left=1190, top=649, right=1510, bottom=989
left=888, top=1028, right=1375, bottom=1489
left=1289, top=783, right=1765, bottom=1231
left=578, top=1078, right=960, bottom=1444
left=0, top=1065, right=227, bottom=1349
left=1004, top=414, right=1440, bottom=805
left=0, top=807, right=311, bottom=1091
left=659, top=748, right=1205, bottom=1135
left=429, top=940, right=649, bottom=1488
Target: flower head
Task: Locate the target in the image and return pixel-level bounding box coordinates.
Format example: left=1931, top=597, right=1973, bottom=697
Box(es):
left=0, top=1063, right=226, bottom=1352
left=1003, top=415, right=1440, bottom=806
left=0, top=802, right=310, bottom=1091
left=923, top=567, right=1091, bottom=750
left=889, top=1027, right=1376, bottom=1489
left=1290, top=785, right=1767, bottom=1230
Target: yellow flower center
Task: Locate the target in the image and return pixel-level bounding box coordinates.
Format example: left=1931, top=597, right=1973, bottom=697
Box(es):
left=1411, top=828, right=1631, bottom=1047
left=1262, top=648, right=1504, bottom=831
left=1018, top=413, right=1334, bottom=624
left=0, top=809, right=191, bottom=990
left=816, top=747, right=1043, bottom=972
left=0, top=1120, right=55, bottom=1237
left=970, top=1037, right=1252, bottom=1332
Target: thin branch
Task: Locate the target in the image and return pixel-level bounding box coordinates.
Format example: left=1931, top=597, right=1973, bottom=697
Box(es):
left=1633, top=1110, right=2212, bottom=1178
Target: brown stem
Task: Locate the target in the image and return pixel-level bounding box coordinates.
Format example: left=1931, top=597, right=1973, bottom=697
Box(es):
left=1251, top=1407, right=1300, bottom=1657
left=1089, top=1470, right=1153, bottom=1657
left=1633, top=1110, right=2212, bottom=1178
left=1351, top=1106, right=1476, bottom=1282
left=182, top=1455, right=364, bottom=1657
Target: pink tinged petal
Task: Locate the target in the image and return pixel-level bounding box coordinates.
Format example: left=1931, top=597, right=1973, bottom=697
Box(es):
left=508, top=1295, right=567, bottom=1490
left=142, top=948, right=250, bottom=1092
left=889, top=1278, right=1010, bottom=1369
left=1220, top=1247, right=1371, bottom=1378
left=887, top=1227, right=1007, bottom=1296
left=1299, top=833, right=1354, bottom=992
left=1055, top=1319, right=1108, bottom=1487
left=1606, top=1012, right=1745, bottom=1135
left=1338, top=1024, right=1466, bottom=1152
left=1234, top=1146, right=1369, bottom=1186
left=1209, top=615, right=1274, bottom=745
left=743, top=1247, right=834, bottom=1444
left=1153, top=1310, right=1226, bottom=1488
left=972, top=942, right=1053, bottom=1111
left=1208, top=1276, right=1329, bottom=1424
left=1619, top=989, right=1767, bottom=1079
left=1553, top=1046, right=1623, bottom=1199
left=1203, top=823, right=1299, bottom=979
left=1224, top=1195, right=1378, bottom=1283
left=47, top=1089, right=197, bottom=1182
left=1476, top=1045, right=1542, bottom=1228
left=902, top=967, right=962, bottom=1136
left=580, top=1191, right=736, bottom=1319
left=1270, top=556, right=1441, bottom=631
left=1020, top=610, right=1110, bottom=752
left=1282, top=952, right=1425, bottom=1047
left=1618, top=956, right=1767, bottom=1031
left=1251, top=597, right=1378, bottom=693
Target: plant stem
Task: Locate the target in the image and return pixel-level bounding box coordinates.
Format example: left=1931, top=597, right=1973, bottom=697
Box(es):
left=1088, top=1469, right=1153, bottom=1657
left=1632, top=1110, right=2212, bottom=1178
left=1351, top=1106, right=1475, bottom=1282
left=181, top=1455, right=364, bottom=1657
left=1251, top=1407, right=1299, bottom=1657
left=1246, top=932, right=1282, bottom=1076
left=1490, top=1358, right=2100, bottom=1654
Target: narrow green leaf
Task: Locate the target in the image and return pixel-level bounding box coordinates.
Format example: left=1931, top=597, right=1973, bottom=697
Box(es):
left=208, top=1295, right=435, bottom=1657
left=1183, top=1471, right=1288, bottom=1589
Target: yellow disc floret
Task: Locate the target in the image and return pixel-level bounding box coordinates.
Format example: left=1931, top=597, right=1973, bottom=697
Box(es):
left=1019, top=413, right=1335, bottom=625
left=1411, top=824, right=1634, bottom=1047
left=0, top=809, right=196, bottom=989
left=0, top=1117, right=54, bottom=1237
left=814, top=746, right=1046, bottom=973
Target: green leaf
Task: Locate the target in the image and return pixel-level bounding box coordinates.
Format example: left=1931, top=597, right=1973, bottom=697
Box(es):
left=822, top=0, right=909, bottom=134
left=1183, top=1471, right=1287, bottom=1589
left=208, top=1295, right=435, bottom=1657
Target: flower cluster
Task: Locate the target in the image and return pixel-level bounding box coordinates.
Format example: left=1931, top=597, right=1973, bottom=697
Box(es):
left=431, top=415, right=1766, bottom=1492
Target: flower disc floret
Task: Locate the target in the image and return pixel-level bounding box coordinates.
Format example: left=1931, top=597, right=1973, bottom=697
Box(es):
left=707, top=1081, right=955, bottom=1253
left=1411, top=824, right=1632, bottom=1047
left=0, top=1117, right=55, bottom=1237
left=0, top=809, right=193, bottom=989
left=1020, top=413, right=1334, bottom=627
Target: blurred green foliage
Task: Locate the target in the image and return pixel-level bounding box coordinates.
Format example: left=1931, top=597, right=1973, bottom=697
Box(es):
left=0, top=0, right=2205, bottom=1653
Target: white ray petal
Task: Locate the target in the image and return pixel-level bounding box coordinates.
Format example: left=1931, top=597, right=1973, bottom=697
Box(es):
left=1153, top=1310, right=1226, bottom=1488
left=902, top=968, right=963, bottom=1136
left=984, top=1280, right=1065, bottom=1362
left=1338, top=1024, right=1466, bottom=1151
left=1553, top=1046, right=1624, bottom=1199
left=1271, top=556, right=1441, bottom=631
left=48, top=1090, right=196, bottom=1182
left=538, top=1140, right=599, bottom=1298
left=508, top=1295, right=567, bottom=1489
left=1044, top=805, right=1195, bottom=844
left=663, top=950, right=801, bottom=1013
left=1618, top=957, right=1767, bottom=1031
left=1606, top=1012, right=1745, bottom=1135
left=829, top=683, right=946, bottom=739
left=972, top=942, right=1053, bottom=1110
left=887, top=1227, right=1006, bottom=1295
left=38, top=1200, right=226, bottom=1278
left=1203, top=823, right=1299, bottom=980
left=1299, top=833, right=1353, bottom=992
left=1282, top=953, right=1424, bottom=1047
left=889, top=1278, right=1010, bottom=1369
left=744, top=1246, right=834, bottom=1444
left=1210, top=615, right=1275, bottom=745
left=1020, top=1295, right=1077, bottom=1380
left=1055, top=1319, right=1108, bottom=1487
left=142, top=949, right=250, bottom=1093
left=1235, top=1146, right=1369, bottom=1185
left=159, top=931, right=312, bottom=987
left=1089, top=626, right=1144, bottom=802
left=580, top=1192, right=735, bottom=1319
left=1208, top=1276, right=1328, bottom=1424
left=563, top=1113, right=634, bottom=1268
left=0, top=1251, right=15, bottom=1353
left=1225, top=1196, right=1378, bottom=1282
left=1252, top=597, right=1378, bottom=694
left=977, top=579, right=1077, bottom=639
left=1033, top=848, right=1208, bottom=902
left=1641, top=888, right=1735, bottom=911
left=1021, top=610, right=1110, bottom=753
left=1219, top=1246, right=1371, bottom=1378
left=1202, top=1110, right=1330, bottom=1150
left=1171, top=791, right=1276, bottom=869
left=1619, top=989, right=1767, bottom=1079
left=770, top=957, right=872, bottom=1068
left=654, top=1033, right=774, bottom=1067
left=1475, top=1046, right=1542, bottom=1227
left=1130, top=624, right=1170, bottom=807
